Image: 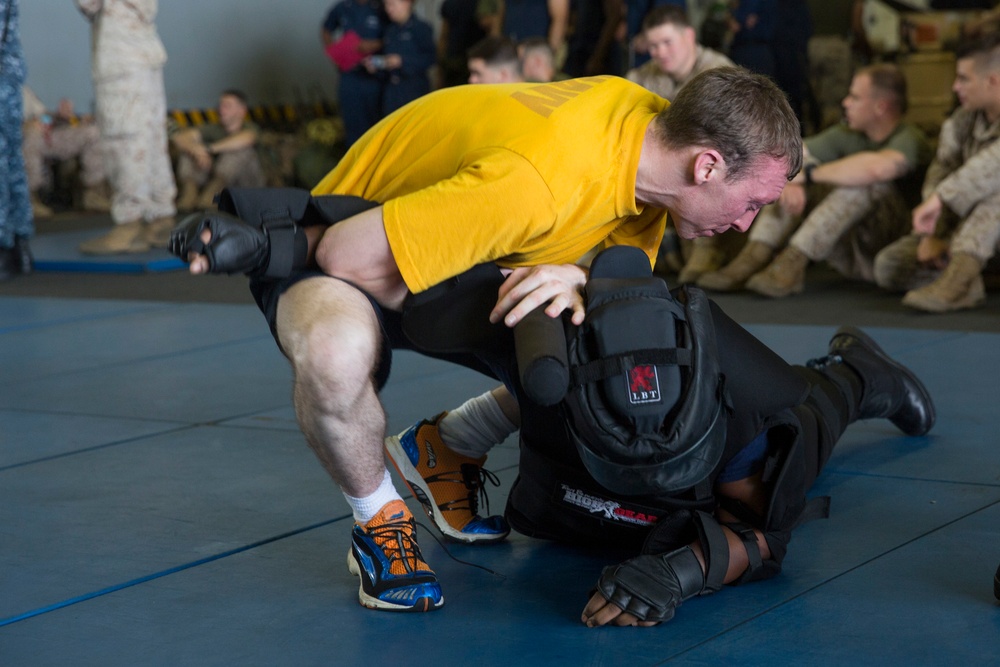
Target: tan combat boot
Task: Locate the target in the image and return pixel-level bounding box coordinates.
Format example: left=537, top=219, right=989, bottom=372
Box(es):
left=697, top=240, right=775, bottom=292
left=144, top=216, right=176, bottom=248
left=79, top=221, right=151, bottom=255
left=745, top=245, right=809, bottom=298
left=901, top=252, right=986, bottom=313
left=30, top=193, right=54, bottom=219
left=196, top=177, right=227, bottom=209
left=80, top=183, right=111, bottom=212
left=175, top=180, right=200, bottom=212
left=677, top=240, right=726, bottom=284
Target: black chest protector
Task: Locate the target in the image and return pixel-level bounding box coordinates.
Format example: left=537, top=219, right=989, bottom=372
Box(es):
left=519, top=246, right=730, bottom=497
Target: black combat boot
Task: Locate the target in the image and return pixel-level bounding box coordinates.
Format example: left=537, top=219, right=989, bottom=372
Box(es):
left=808, top=326, right=935, bottom=437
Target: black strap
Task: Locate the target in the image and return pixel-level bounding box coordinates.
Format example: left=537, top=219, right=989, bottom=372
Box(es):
left=570, top=347, right=692, bottom=387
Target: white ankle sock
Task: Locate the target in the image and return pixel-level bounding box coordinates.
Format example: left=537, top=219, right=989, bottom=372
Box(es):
left=344, top=469, right=403, bottom=524
left=438, top=390, right=518, bottom=459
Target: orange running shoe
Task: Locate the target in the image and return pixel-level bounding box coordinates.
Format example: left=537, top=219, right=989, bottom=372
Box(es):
left=385, top=413, right=510, bottom=544
left=347, top=499, right=444, bottom=612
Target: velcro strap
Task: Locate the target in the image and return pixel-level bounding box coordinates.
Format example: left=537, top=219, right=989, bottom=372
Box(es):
left=725, top=521, right=765, bottom=585
left=692, top=510, right=730, bottom=593
left=570, top=347, right=692, bottom=387
left=262, top=218, right=306, bottom=279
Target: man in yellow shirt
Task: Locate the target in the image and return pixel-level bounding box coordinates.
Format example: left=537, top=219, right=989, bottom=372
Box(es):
left=173, top=69, right=802, bottom=618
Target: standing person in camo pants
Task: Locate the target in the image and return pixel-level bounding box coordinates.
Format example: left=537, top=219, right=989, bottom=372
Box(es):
left=75, top=0, right=177, bottom=255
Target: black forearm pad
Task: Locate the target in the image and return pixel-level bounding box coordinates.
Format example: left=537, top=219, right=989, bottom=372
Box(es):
left=595, top=546, right=706, bottom=623
left=515, top=306, right=569, bottom=406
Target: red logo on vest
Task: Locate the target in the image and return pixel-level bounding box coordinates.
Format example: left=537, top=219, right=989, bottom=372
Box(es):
left=627, top=364, right=661, bottom=404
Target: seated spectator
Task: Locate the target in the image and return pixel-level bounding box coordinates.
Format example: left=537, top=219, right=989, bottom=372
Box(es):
left=467, top=35, right=523, bottom=83
left=367, top=0, right=435, bottom=116
left=698, top=64, right=931, bottom=297
left=626, top=5, right=732, bottom=100
left=171, top=90, right=265, bottom=211
left=517, top=36, right=563, bottom=82
left=874, top=33, right=1000, bottom=313
left=22, top=86, right=109, bottom=219
left=625, top=5, right=735, bottom=282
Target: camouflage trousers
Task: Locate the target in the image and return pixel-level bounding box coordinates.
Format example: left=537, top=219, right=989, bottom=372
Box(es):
left=95, top=67, right=176, bottom=224
left=874, top=194, right=1000, bottom=291
left=749, top=182, right=910, bottom=282
left=176, top=146, right=265, bottom=189
left=23, top=120, right=106, bottom=192
left=0, top=75, right=32, bottom=247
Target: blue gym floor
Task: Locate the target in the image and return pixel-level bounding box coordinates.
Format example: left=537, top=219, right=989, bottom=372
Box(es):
left=1, top=240, right=999, bottom=664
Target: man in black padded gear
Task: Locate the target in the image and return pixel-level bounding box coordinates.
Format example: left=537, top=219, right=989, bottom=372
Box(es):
left=171, top=192, right=935, bottom=628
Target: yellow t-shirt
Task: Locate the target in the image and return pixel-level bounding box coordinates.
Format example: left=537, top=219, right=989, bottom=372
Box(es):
left=313, top=76, right=668, bottom=293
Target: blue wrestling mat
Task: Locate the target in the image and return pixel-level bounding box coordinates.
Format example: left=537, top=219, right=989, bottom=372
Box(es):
left=0, top=296, right=997, bottom=666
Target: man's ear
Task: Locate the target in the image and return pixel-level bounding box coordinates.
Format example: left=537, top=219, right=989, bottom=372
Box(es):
left=693, top=149, right=724, bottom=185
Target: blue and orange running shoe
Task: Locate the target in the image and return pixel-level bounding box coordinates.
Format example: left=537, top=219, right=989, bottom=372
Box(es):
left=347, top=499, right=444, bottom=612
left=385, top=413, right=510, bottom=544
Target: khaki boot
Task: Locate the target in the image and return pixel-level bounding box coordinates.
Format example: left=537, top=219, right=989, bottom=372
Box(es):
left=175, top=180, right=200, bottom=212
left=144, top=216, right=176, bottom=248
left=196, top=177, right=227, bottom=209
left=697, top=240, right=775, bottom=292
left=79, top=221, right=151, bottom=255
left=677, top=241, right=726, bottom=284
left=80, top=183, right=111, bottom=212
left=30, top=193, right=54, bottom=219
left=901, top=252, right=986, bottom=313
left=745, top=245, right=809, bottom=298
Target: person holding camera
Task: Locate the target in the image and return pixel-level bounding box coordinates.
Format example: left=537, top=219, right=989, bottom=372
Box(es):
left=366, top=0, right=435, bottom=117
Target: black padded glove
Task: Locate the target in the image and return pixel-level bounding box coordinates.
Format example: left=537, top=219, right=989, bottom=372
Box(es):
left=595, top=546, right=706, bottom=623
left=169, top=210, right=297, bottom=278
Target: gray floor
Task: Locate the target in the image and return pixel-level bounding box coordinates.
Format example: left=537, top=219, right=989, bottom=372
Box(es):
left=1, top=217, right=999, bottom=666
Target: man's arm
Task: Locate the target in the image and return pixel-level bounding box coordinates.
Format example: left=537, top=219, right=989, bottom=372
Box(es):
left=804, top=148, right=910, bottom=187
left=206, top=128, right=259, bottom=154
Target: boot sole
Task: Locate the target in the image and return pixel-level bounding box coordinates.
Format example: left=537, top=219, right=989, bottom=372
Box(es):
left=833, top=326, right=936, bottom=436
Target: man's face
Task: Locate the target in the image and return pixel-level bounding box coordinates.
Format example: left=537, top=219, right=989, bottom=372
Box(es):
left=468, top=59, right=510, bottom=84
left=645, top=23, right=695, bottom=80
left=218, top=94, right=247, bottom=129
left=671, top=156, right=790, bottom=239
left=953, top=56, right=997, bottom=112
left=384, top=0, right=412, bottom=24
left=841, top=73, right=880, bottom=132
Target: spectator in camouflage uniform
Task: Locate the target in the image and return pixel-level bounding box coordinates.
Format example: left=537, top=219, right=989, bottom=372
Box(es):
left=0, top=0, right=32, bottom=281
left=75, top=0, right=177, bottom=255
left=22, top=87, right=109, bottom=219
left=874, top=34, right=1000, bottom=313
left=698, top=64, right=931, bottom=298
left=625, top=5, right=736, bottom=283
left=172, top=90, right=265, bottom=212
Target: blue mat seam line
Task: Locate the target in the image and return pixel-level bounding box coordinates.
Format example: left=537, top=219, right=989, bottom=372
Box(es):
left=0, top=514, right=353, bottom=629
left=0, top=303, right=170, bottom=335
left=823, top=467, right=1000, bottom=488
left=0, top=424, right=199, bottom=473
